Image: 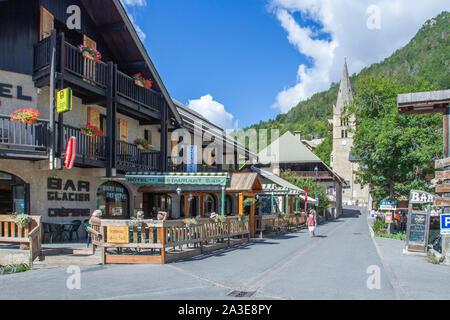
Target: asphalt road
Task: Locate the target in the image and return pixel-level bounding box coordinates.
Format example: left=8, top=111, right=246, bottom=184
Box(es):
left=0, top=209, right=399, bottom=300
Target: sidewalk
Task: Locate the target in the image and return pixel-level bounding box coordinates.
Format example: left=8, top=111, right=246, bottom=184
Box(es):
left=368, top=217, right=450, bottom=299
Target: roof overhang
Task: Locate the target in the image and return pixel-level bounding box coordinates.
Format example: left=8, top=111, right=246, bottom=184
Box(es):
left=397, top=89, right=450, bottom=115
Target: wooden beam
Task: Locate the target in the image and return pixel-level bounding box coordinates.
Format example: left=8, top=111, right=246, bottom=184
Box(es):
left=184, top=195, right=190, bottom=218
left=435, top=158, right=450, bottom=169
left=435, top=170, right=450, bottom=181
left=250, top=202, right=255, bottom=238
left=435, top=184, right=450, bottom=193
left=434, top=198, right=450, bottom=207
left=238, top=193, right=244, bottom=216
left=200, top=195, right=205, bottom=217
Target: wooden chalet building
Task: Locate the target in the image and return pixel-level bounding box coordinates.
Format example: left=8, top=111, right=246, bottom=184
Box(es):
left=0, top=0, right=251, bottom=220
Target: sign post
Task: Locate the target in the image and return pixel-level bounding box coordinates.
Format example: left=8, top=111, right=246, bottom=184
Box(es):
left=404, top=190, right=434, bottom=255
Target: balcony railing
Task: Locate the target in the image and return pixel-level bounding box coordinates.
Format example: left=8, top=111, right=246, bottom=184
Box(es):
left=33, top=37, right=163, bottom=113
left=167, top=157, right=220, bottom=173
left=116, top=141, right=161, bottom=172
left=116, top=71, right=162, bottom=112
left=56, top=123, right=107, bottom=164
left=0, top=115, right=49, bottom=156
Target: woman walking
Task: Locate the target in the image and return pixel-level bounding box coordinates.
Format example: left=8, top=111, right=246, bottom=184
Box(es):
left=307, top=209, right=318, bottom=237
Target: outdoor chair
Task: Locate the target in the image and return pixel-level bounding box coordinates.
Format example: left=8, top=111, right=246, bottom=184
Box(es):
left=64, top=220, right=82, bottom=241
left=83, top=221, right=91, bottom=248
left=42, top=222, right=55, bottom=244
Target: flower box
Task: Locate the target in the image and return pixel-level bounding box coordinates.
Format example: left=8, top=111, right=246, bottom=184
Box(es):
left=134, top=138, right=151, bottom=151
left=10, top=108, right=40, bottom=125
left=81, top=123, right=103, bottom=137
left=78, top=45, right=102, bottom=62
left=133, top=73, right=153, bottom=89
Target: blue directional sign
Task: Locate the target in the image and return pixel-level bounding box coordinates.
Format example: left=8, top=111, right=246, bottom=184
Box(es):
left=441, top=214, right=450, bottom=235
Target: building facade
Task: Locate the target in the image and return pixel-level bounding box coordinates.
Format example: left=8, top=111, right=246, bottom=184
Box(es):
left=0, top=0, right=251, bottom=222
left=330, top=59, right=370, bottom=205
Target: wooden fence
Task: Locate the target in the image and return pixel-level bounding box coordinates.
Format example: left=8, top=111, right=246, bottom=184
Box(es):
left=0, top=215, right=42, bottom=265
left=89, top=216, right=249, bottom=264
left=255, top=214, right=307, bottom=238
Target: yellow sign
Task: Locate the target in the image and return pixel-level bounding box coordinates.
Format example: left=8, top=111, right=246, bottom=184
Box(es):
left=385, top=212, right=393, bottom=224
left=107, top=227, right=129, bottom=244
left=56, top=88, right=72, bottom=113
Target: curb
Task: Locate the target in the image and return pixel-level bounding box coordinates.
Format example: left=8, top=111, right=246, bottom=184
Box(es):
left=366, top=213, right=407, bottom=300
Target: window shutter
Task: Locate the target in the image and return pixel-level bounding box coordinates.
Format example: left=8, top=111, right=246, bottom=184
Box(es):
left=87, top=107, right=100, bottom=128
left=40, top=6, right=54, bottom=40
left=119, top=119, right=128, bottom=142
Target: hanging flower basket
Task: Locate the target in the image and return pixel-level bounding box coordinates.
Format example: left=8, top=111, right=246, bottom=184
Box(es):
left=133, top=73, right=153, bottom=89
left=134, top=138, right=151, bottom=150
left=81, top=122, right=103, bottom=137
left=78, top=45, right=102, bottom=62
left=10, top=108, right=40, bottom=124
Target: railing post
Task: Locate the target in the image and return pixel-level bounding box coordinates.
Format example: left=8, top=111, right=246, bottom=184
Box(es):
left=160, top=99, right=168, bottom=172
left=106, top=61, right=114, bottom=177
left=160, top=226, right=166, bottom=264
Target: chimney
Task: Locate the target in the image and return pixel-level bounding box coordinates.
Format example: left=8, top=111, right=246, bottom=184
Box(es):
left=294, top=131, right=302, bottom=141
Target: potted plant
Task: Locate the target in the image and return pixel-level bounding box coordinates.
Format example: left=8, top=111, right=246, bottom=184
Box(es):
left=9, top=212, right=31, bottom=229
left=133, top=73, right=153, bottom=89
left=134, top=138, right=151, bottom=151
left=78, top=45, right=102, bottom=62
left=81, top=122, right=103, bottom=137
left=243, top=197, right=257, bottom=207
left=10, top=108, right=40, bottom=125
left=217, top=214, right=227, bottom=225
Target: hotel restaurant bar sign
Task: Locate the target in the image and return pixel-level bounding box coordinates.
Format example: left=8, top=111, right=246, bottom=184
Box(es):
left=126, top=172, right=229, bottom=187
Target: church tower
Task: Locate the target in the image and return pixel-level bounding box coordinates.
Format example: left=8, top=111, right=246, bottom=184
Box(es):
left=330, top=58, right=369, bottom=205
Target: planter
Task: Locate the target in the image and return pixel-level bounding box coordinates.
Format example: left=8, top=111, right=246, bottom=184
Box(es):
left=135, top=79, right=145, bottom=88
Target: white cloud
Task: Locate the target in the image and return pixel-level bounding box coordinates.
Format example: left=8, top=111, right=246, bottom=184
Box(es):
left=122, top=0, right=147, bottom=6
left=121, top=0, right=147, bottom=41
left=187, top=95, right=237, bottom=130
left=270, top=0, right=450, bottom=113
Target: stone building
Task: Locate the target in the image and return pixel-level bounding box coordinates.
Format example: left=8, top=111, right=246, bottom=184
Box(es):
left=330, top=59, right=370, bottom=205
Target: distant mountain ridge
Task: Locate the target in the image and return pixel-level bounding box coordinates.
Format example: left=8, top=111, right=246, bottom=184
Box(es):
left=240, top=11, right=449, bottom=163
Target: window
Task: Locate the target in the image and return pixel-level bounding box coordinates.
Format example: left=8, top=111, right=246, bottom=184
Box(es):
left=205, top=194, right=217, bottom=214
left=0, top=172, right=29, bottom=214
left=96, top=182, right=129, bottom=219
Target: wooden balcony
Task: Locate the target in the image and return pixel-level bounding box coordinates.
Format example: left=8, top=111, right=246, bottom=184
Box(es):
left=33, top=36, right=164, bottom=119
left=116, top=141, right=161, bottom=173
left=294, top=171, right=334, bottom=180
left=167, top=157, right=221, bottom=173
left=0, top=116, right=49, bottom=159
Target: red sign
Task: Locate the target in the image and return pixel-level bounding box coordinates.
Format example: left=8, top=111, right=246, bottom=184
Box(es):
left=64, top=136, right=77, bottom=169
left=304, top=187, right=309, bottom=211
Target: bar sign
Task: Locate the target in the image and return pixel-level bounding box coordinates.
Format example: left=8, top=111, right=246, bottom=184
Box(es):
left=56, top=88, right=72, bottom=113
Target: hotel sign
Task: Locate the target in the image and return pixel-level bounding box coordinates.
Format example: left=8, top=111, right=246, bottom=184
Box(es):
left=56, top=88, right=73, bottom=113
left=126, top=175, right=228, bottom=186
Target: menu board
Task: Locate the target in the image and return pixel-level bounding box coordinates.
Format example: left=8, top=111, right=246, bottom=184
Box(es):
left=408, top=212, right=428, bottom=243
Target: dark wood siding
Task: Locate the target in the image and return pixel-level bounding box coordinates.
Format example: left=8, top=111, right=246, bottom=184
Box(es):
left=0, top=0, right=40, bottom=75
left=40, top=0, right=113, bottom=62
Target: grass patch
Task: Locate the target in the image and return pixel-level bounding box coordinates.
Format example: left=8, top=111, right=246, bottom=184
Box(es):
left=0, top=264, right=31, bottom=275
left=374, top=230, right=407, bottom=241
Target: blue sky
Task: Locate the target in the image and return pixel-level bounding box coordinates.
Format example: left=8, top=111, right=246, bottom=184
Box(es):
left=122, top=0, right=449, bottom=130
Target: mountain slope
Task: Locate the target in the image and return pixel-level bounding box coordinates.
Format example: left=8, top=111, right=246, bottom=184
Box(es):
left=240, top=11, right=449, bottom=163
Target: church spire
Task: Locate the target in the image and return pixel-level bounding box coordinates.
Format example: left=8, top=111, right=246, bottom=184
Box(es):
left=335, top=58, right=353, bottom=114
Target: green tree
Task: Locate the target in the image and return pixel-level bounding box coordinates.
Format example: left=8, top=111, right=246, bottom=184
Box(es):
left=343, top=74, right=442, bottom=201
left=281, top=169, right=330, bottom=213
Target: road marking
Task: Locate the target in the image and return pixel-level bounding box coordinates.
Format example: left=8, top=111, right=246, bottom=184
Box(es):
left=366, top=214, right=407, bottom=299
left=243, top=217, right=354, bottom=292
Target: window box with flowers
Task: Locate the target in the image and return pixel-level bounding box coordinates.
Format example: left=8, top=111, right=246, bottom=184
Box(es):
left=81, top=123, right=103, bottom=137
left=10, top=108, right=40, bottom=125
left=134, top=138, right=151, bottom=151
left=78, top=45, right=102, bottom=62
left=133, top=73, right=153, bottom=89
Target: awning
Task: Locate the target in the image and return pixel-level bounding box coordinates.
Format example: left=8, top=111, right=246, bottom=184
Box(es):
left=125, top=172, right=230, bottom=187
left=251, top=166, right=304, bottom=193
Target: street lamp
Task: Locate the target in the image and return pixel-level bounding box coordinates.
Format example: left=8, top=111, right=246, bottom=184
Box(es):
left=314, top=166, right=318, bottom=208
